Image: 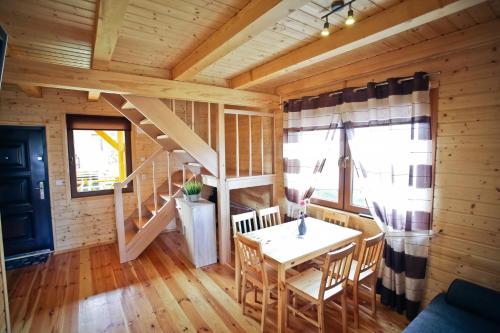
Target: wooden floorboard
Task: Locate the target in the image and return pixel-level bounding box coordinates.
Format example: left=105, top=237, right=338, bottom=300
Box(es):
left=6, top=232, right=409, bottom=332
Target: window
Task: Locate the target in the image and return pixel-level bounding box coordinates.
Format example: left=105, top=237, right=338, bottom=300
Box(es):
left=66, top=115, right=132, bottom=198
left=310, top=129, right=369, bottom=214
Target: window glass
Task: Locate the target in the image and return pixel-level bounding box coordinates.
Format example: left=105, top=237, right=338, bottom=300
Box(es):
left=73, top=130, right=126, bottom=193
left=350, top=165, right=368, bottom=209
left=311, top=130, right=342, bottom=204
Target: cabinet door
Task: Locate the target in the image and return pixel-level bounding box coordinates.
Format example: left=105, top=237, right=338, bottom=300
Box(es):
left=179, top=202, right=195, bottom=262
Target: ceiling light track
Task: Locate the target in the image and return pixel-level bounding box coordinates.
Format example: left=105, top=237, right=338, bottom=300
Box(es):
left=320, top=0, right=357, bottom=36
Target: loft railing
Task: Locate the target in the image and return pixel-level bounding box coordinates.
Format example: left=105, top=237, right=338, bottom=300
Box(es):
left=224, top=107, right=275, bottom=178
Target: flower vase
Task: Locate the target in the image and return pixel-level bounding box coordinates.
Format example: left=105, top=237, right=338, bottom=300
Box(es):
left=298, top=212, right=307, bottom=236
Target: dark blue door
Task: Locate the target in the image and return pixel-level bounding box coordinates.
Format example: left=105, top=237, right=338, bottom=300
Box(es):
left=0, top=126, right=53, bottom=258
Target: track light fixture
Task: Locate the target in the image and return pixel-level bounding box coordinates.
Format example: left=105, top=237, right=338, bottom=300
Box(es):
left=320, top=0, right=357, bottom=37
left=321, top=17, right=330, bottom=37
left=346, top=5, right=355, bottom=25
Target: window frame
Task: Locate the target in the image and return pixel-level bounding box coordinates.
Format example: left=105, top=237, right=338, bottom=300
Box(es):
left=66, top=114, right=133, bottom=199
left=310, top=129, right=370, bottom=215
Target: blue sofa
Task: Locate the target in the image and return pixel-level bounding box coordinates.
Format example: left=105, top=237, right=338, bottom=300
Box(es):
left=403, top=279, right=500, bottom=333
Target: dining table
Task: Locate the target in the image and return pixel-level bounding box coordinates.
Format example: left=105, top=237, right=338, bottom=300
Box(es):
left=235, top=217, right=362, bottom=333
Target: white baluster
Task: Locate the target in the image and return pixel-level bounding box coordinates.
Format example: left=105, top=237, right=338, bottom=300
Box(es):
left=208, top=102, right=212, bottom=147
left=236, top=114, right=239, bottom=177
left=136, top=175, right=142, bottom=227
left=152, top=159, right=158, bottom=214
left=249, top=115, right=252, bottom=176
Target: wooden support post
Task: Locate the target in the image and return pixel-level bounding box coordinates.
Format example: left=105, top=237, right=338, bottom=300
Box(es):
left=216, top=103, right=230, bottom=265
left=236, top=114, right=239, bottom=177
left=249, top=115, right=252, bottom=176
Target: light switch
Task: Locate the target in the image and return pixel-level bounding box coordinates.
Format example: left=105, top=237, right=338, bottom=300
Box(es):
left=55, top=179, right=65, bottom=186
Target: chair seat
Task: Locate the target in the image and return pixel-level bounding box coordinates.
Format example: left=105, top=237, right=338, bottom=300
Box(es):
left=348, top=260, right=375, bottom=283
left=287, top=267, right=344, bottom=302
left=245, top=264, right=278, bottom=289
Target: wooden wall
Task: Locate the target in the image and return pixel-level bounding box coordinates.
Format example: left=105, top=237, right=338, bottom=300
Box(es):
left=0, top=86, right=164, bottom=252
left=275, top=39, right=500, bottom=304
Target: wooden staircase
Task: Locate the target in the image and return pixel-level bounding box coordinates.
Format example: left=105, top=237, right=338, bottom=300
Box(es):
left=102, top=93, right=218, bottom=263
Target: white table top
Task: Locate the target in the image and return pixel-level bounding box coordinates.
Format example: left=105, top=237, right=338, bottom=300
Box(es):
left=243, top=217, right=362, bottom=267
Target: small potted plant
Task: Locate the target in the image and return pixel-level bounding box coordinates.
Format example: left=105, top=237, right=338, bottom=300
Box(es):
left=182, top=180, right=203, bottom=202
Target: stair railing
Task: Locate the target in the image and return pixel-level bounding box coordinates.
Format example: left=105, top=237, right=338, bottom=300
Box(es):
left=114, top=147, right=167, bottom=256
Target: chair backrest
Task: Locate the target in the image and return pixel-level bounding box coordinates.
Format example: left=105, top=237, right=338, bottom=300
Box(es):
left=258, top=206, right=281, bottom=228
left=235, top=233, right=268, bottom=286
left=322, top=210, right=350, bottom=228
left=319, top=242, right=356, bottom=299
left=354, top=232, right=385, bottom=281
left=232, top=211, right=259, bottom=236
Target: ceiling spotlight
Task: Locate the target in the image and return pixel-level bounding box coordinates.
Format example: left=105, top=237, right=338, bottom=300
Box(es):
left=321, top=18, right=330, bottom=37
left=345, top=5, right=355, bottom=25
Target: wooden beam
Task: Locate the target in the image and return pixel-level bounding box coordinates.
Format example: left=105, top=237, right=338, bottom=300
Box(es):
left=172, top=0, right=309, bottom=81
left=230, top=0, right=488, bottom=89
left=92, top=0, right=129, bottom=70
left=4, top=59, right=279, bottom=108
left=17, top=84, right=42, bottom=98
left=277, top=19, right=500, bottom=97
left=88, top=90, right=101, bottom=101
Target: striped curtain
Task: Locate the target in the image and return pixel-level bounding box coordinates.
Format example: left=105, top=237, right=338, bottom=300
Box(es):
left=283, top=94, right=342, bottom=219
left=341, top=72, right=432, bottom=319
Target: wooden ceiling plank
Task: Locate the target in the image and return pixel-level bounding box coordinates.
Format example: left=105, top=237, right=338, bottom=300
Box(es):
left=3, top=59, right=279, bottom=108
left=172, top=0, right=310, bottom=81
left=276, top=19, right=500, bottom=97
left=92, top=0, right=129, bottom=70
left=18, top=84, right=43, bottom=98
left=230, top=0, right=489, bottom=89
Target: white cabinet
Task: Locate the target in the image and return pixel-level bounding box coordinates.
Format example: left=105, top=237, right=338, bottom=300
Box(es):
left=175, top=198, right=217, bottom=268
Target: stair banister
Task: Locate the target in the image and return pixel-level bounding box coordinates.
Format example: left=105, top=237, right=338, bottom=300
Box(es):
left=236, top=114, right=239, bottom=177
left=153, top=160, right=158, bottom=214
left=249, top=115, right=252, bottom=176
left=208, top=103, right=212, bottom=147
left=136, top=175, right=142, bottom=227
left=118, top=148, right=165, bottom=188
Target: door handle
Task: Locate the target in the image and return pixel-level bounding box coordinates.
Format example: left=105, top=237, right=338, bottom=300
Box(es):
left=34, top=181, right=45, bottom=200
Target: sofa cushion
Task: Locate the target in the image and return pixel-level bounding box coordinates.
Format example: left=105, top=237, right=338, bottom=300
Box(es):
left=446, top=279, right=500, bottom=324
left=403, top=294, right=500, bottom=333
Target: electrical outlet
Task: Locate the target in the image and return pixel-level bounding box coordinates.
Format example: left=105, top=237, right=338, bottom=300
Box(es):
left=55, top=179, right=64, bottom=186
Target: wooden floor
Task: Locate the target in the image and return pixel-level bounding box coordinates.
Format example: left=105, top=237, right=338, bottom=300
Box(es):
left=6, top=232, right=409, bottom=332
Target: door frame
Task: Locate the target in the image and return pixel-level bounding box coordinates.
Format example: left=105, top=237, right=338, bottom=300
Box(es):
left=0, top=124, right=55, bottom=258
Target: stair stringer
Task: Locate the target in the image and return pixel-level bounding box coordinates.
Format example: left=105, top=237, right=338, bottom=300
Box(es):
left=123, top=95, right=218, bottom=176
left=125, top=193, right=179, bottom=261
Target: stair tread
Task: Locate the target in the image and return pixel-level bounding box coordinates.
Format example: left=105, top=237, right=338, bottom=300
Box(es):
left=185, top=162, right=202, bottom=167
left=157, top=134, right=169, bottom=140
left=139, top=119, right=153, bottom=125
left=121, top=101, right=135, bottom=110
left=172, top=149, right=186, bottom=153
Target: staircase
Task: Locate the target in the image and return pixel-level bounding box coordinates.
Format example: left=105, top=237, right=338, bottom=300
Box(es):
left=102, top=93, right=218, bottom=263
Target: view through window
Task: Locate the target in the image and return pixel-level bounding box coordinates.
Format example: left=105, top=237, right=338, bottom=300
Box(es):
left=310, top=129, right=369, bottom=214
left=67, top=115, right=132, bottom=198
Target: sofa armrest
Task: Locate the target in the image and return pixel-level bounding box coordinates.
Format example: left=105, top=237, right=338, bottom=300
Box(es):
left=446, top=279, right=500, bottom=324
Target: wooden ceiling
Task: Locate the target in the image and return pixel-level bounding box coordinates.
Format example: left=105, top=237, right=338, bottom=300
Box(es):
left=1, top=0, right=499, bottom=96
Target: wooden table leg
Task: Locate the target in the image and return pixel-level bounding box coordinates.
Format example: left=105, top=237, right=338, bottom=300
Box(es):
left=277, top=264, right=286, bottom=333
left=235, top=248, right=241, bottom=303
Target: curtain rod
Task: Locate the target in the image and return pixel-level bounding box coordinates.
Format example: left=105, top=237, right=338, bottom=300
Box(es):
left=304, top=72, right=441, bottom=100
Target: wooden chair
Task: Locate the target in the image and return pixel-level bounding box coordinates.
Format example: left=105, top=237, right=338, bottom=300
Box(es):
left=286, top=243, right=356, bottom=333
left=258, top=206, right=281, bottom=228
left=348, top=232, right=385, bottom=327
left=232, top=211, right=259, bottom=236
left=235, top=233, right=277, bottom=332
left=322, top=210, right=350, bottom=228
